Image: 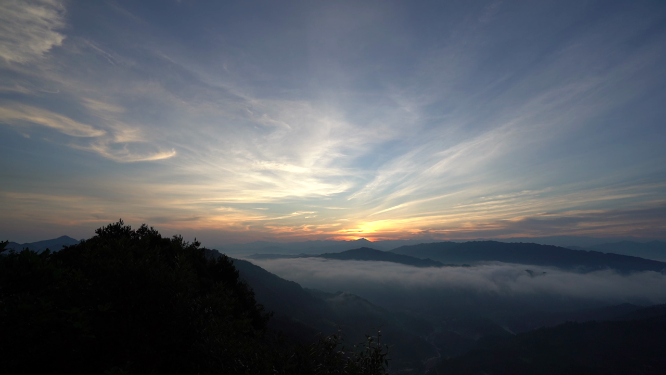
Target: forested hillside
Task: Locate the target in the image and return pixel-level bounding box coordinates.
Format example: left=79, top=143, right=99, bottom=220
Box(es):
left=433, top=312, right=666, bottom=375
left=0, top=222, right=388, bottom=375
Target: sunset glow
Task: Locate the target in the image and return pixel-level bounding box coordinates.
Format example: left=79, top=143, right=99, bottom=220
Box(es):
left=1, top=0, right=665, bottom=245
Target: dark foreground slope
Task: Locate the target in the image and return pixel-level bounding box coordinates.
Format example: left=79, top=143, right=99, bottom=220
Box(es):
left=231, top=257, right=331, bottom=341
left=0, top=223, right=390, bottom=375
left=228, top=255, right=438, bottom=373
left=500, top=303, right=643, bottom=333
left=392, top=241, right=666, bottom=273
left=1, top=224, right=269, bottom=375
left=433, top=307, right=666, bottom=375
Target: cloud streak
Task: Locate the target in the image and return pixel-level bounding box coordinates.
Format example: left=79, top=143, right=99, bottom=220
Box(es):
left=0, top=104, right=105, bottom=137
left=83, top=142, right=177, bottom=163
left=0, top=1, right=665, bottom=243
left=0, top=0, right=66, bottom=63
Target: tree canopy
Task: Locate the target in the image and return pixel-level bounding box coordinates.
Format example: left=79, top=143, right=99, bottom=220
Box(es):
left=0, top=221, right=388, bottom=375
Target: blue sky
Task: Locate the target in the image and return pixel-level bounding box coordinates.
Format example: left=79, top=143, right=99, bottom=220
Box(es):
left=1, top=0, right=665, bottom=244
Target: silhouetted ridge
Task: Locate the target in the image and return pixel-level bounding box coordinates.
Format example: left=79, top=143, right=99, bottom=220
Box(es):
left=231, top=258, right=330, bottom=341
left=501, top=303, right=643, bottom=333
left=229, top=256, right=438, bottom=371
left=5, top=235, right=80, bottom=253
left=392, top=241, right=666, bottom=273
left=585, top=240, right=666, bottom=262
left=613, top=304, right=666, bottom=321
left=318, top=247, right=444, bottom=267
left=0, top=222, right=395, bottom=375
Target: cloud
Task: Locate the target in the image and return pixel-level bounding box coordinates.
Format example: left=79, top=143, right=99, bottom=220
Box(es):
left=83, top=140, right=177, bottom=163
left=0, top=102, right=176, bottom=163
left=0, top=0, right=66, bottom=63
left=248, top=257, right=666, bottom=305
left=501, top=205, right=666, bottom=234
left=77, top=97, right=177, bottom=162
left=81, top=98, right=125, bottom=114
left=426, top=204, right=666, bottom=239
left=0, top=104, right=105, bottom=137
left=347, top=121, right=526, bottom=204
left=337, top=180, right=666, bottom=241
left=1, top=1, right=665, bottom=243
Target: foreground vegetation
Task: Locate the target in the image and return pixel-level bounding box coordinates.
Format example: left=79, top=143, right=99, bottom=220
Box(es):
left=433, top=314, right=666, bottom=375
left=0, top=221, right=388, bottom=375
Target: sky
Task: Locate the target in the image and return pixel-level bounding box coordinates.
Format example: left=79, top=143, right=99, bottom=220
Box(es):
left=1, top=0, right=665, bottom=245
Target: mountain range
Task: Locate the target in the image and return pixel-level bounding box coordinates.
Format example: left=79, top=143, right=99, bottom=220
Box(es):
left=5, top=235, right=80, bottom=253
left=203, top=249, right=666, bottom=374
left=246, top=241, right=666, bottom=273
left=212, top=236, right=666, bottom=255
left=9, top=234, right=665, bottom=263
left=218, top=238, right=430, bottom=255
left=5, top=234, right=666, bottom=374
left=224, top=250, right=666, bottom=374
left=390, top=241, right=666, bottom=273
left=212, top=250, right=439, bottom=373
left=571, top=241, right=666, bottom=262
left=247, top=247, right=449, bottom=268
left=318, top=247, right=444, bottom=267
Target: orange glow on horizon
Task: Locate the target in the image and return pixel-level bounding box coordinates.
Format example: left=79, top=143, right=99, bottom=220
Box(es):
left=328, top=235, right=384, bottom=242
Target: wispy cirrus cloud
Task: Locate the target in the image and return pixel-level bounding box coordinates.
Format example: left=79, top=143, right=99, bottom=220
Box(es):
left=0, top=104, right=105, bottom=137
left=0, top=2, right=178, bottom=164
left=1, top=1, right=665, bottom=243
left=0, top=100, right=176, bottom=162
left=81, top=141, right=177, bottom=163
left=0, top=0, right=66, bottom=64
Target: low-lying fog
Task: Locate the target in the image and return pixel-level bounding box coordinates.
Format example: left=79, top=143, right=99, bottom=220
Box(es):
left=246, top=258, right=666, bottom=312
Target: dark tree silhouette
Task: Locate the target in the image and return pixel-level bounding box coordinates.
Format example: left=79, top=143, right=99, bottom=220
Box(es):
left=0, top=221, right=388, bottom=375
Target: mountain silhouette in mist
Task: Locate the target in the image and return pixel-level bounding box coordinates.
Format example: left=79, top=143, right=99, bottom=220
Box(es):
left=317, top=247, right=445, bottom=267
left=247, top=247, right=448, bottom=267
left=583, top=241, right=666, bottom=262
left=214, top=236, right=666, bottom=256
left=7, top=228, right=666, bottom=374
left=6, top=235, right=80, bottom=253
left=224, top=248, right=666, bottom=374
left=220, top=237, right=444, bottom=254
left=11, top=235, right=666, bottom=274
left=391, top=241, right=666, bottom=273
left=222, top=252, right=439, bottom=372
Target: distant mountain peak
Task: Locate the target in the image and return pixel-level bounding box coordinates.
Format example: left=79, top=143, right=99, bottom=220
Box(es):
left=5, top=235, right=81, bottom=253
left=391, top=241, right=666, bottom=273
left=56, top=235, right=78, bottom=241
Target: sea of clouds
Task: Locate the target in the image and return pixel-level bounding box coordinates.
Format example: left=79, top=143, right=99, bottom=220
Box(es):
left=246, top=258, right=666, bottom=306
